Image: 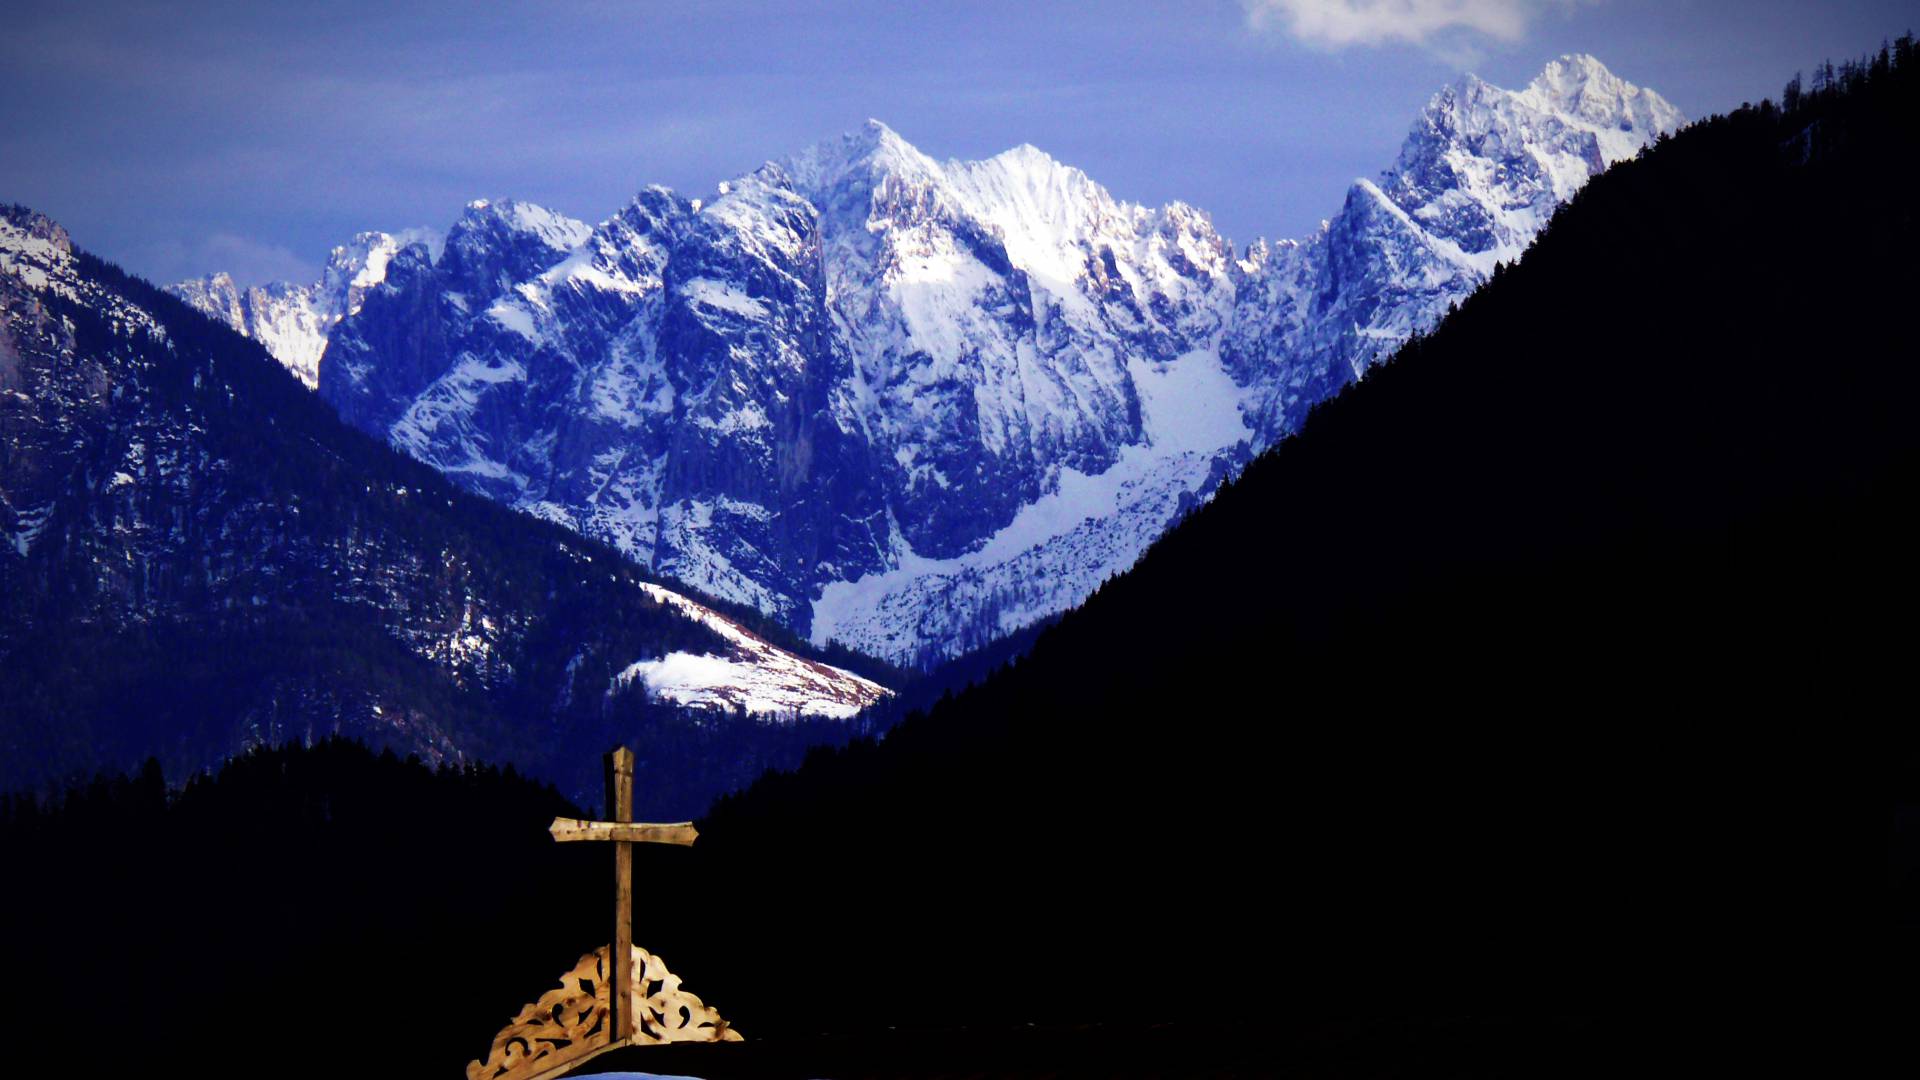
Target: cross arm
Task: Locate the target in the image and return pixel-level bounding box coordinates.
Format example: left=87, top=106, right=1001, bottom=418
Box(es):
left=549, top=816, right=699, bottom=846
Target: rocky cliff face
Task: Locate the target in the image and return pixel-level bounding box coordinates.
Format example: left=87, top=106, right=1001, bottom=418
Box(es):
left=175, top=55, right=1682, bottom=669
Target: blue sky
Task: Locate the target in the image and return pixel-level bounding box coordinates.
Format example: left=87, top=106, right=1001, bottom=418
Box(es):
left=1, top=1, right=1909, bottom=286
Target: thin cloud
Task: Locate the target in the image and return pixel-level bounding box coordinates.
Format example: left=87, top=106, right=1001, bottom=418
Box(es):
left=197, top=233, right=319, bottom=288
left=1244, top=0, right=1571, bottom=51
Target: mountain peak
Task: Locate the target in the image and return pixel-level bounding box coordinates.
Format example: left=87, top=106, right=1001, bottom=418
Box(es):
left=1420, top=70, right=1506, bottom=129
left=950, top=140, right=1106, bottom=220
left=852, top=117, right=914, bottom=151
left=0, top=205, right=72, bottom=259
left=1547, top=51, right=1611, bottom=73
left=1, top=206, right=79, bottom=298
left=1445, top=70, right=1496, bottom=95
left=1410, top=55, right=1684, bottom=167
left=451, top=198, right=590, bottom=252
left=621, top=184, right=694, bottom=231
left=985, top=141, right=1063, bottom=171
left=786, top=119, right=941, bottom=194
left=1527, top=52, right=1629, bottom=110
left=1523, top=54, right=1684, bottom=135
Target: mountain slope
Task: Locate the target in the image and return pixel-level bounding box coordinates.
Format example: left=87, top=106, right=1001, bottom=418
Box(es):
left=178, top=55, right=1683, bottom=668
left=0, top=209, right=886, bottom=809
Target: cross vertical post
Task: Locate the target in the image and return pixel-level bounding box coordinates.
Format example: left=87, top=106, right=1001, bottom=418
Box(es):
left=606, top=746, right=635, bottom=1043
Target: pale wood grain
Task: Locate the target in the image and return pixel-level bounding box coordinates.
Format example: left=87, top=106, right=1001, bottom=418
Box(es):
left=547, top=818, right=698, bottom=846
left=607, top=747, right=635, bottom=1045
left=465, top=945, right=741, bottom=1080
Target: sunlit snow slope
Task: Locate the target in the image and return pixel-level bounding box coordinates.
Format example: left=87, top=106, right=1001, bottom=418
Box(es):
left=618, top=583, right=889, bottom=718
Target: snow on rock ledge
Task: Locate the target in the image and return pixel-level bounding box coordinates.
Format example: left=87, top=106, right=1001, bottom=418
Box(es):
left=615, top=583, right=890, bottom=719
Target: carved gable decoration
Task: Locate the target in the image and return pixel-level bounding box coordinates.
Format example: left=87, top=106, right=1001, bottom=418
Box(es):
left=468, top=944, right=740, bottom=1080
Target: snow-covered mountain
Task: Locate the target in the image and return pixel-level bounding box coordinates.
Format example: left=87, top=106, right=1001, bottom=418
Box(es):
left=0, top=205, right=886, bottom=799
left=174, top=54, right=1682, bottom=669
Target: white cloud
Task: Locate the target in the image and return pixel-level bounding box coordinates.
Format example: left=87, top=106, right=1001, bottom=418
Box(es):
left=200, top=233, right=320, bottom=288
left=1244, top=0, right=1566, bottom=50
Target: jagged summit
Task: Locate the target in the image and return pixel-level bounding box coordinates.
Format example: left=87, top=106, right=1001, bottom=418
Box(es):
left=1528, top=52, right=1632, bottom=108
left=1, top=205, right=70, bottom=249
left=0, top=209, right=82, bottom=307
left=454, top=197, right=590, bottom=247
left=782, top=119, right=1117, bottom=229
left=1373, top=55, right=1686, bottom=274
left=441, top=199, right=589, bottom=293
left=1521, top=53, right=1685, bottom=150
left=977, top=141, right=1072, bottom=175
left=1418, top=54, right=1680, bottom=143
left=172, top=56, right=1684, bottom=668
left=783, top=118, right=944, bottom=195
left=952, top=141, right=1099, bottom=207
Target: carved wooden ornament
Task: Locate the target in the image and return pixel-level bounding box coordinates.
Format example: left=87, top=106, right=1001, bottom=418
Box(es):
left=466, top=943, right=740, bottom=1080
left=465, top=747, right=739, bottom=1080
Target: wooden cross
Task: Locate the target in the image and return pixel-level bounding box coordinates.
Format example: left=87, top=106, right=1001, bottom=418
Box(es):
left=547, top=746, right=698, bottom=1044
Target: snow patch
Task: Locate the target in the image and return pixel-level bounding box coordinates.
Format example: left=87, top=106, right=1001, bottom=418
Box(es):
left=617, top=582, right=890, bottom=718
left=487, top=301, right=539, bottom=341
left=683, top=278, right=768, bottom=319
